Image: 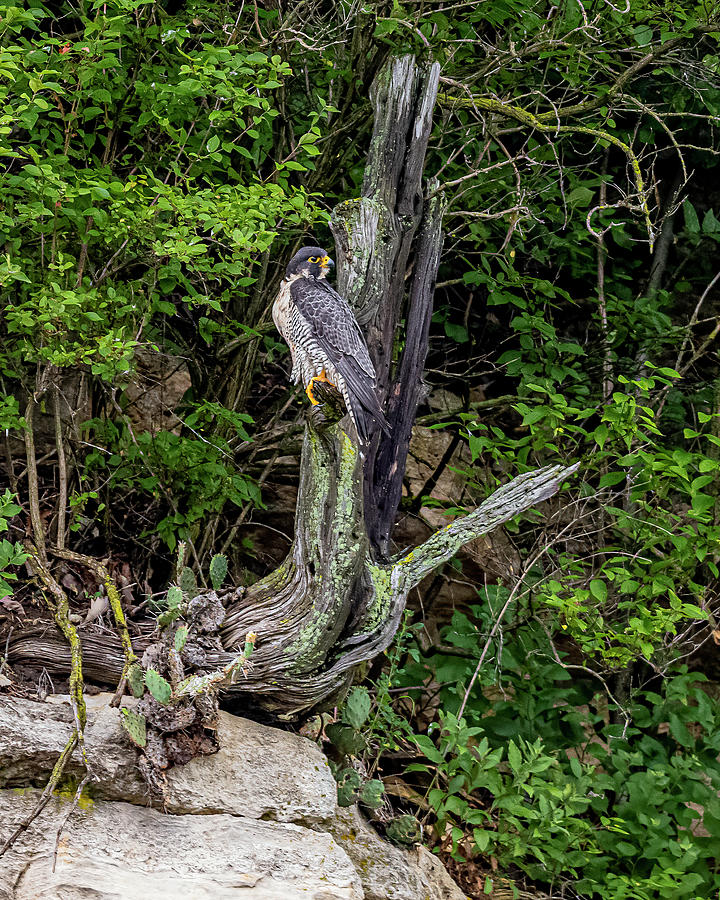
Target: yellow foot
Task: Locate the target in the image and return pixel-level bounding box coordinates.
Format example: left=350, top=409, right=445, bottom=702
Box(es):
left=306, top=369, right=335, bottom=405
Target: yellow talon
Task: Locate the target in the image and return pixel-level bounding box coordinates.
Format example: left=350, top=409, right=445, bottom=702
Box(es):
left=306, top=370, right=334, bottom=405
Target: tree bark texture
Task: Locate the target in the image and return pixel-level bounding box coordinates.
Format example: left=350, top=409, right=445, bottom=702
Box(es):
left=7, top=56, right=579, bottom=715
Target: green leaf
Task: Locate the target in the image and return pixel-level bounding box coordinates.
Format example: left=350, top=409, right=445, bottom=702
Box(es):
left=474, top=828, right=492, bottom=853
left=567, top=186, right=594, bottom=207
left=633, top=24, right=653, bottom=46
left=683, top=200, right=700, bottom=234
left=599, top=470, right=625, bottom=487
left=411, top=733, right=443, bottom=765
left=594, top=423, right=609, bottom=450
left=445, top=322, right=469, bottom=343
left=507, top=740, right=522, bottom=774
left=702, top=209, right=720, bottom=234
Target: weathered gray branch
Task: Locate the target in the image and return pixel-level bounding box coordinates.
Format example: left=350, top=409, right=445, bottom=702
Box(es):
left=331, top=56, right=441, bottom=385
left=367, top=184, right=447, bottom=555
left=394, top=463, right=580, bottom=590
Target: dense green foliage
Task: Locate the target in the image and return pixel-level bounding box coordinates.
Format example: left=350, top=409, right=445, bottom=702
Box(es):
left=2, top=0, right=720, bottom=897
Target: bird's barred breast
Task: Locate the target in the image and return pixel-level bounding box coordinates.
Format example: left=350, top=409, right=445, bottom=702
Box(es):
left=272, top=280, right=293, bottom=343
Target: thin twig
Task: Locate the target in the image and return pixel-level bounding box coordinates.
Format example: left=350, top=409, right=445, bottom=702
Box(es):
left=49, top=547, right=137, bottom=707
left=53, top=385, right=68, bottom=550
left=24, top=393, right=46, bottom=562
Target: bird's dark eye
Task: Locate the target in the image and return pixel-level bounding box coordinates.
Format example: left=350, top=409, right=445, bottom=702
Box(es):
left=308, top=256, right=318, bottom=263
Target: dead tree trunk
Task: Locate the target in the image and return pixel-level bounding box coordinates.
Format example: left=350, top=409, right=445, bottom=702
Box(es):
left=213, top=55, right=579, bottom=712
left=7, top=55, right=578, bottom=715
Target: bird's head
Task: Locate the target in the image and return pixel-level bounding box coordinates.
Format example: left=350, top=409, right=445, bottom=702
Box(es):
left=285, top=246, right=335, bottom=280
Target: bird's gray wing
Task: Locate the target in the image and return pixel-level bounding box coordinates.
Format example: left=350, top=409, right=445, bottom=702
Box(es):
left=289, top=278, right=376, bottom=378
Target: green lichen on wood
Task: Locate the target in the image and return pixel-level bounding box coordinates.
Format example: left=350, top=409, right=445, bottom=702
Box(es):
left=286, top=606, right=334, bottom=670
left=284, top=426, right=365, bottom=672
left=355, top=562, right=395, bottom=635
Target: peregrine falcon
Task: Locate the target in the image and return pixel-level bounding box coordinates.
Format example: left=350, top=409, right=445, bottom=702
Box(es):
left=272, top=245, right=389, bottom=443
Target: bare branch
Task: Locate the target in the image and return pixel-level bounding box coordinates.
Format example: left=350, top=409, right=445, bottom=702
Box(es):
left=394, top=463, right=580, bottom=590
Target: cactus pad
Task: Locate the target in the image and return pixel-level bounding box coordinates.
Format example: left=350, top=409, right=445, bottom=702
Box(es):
left=145, top=667, right=172, bottom=705
left=127, top=663, right=145, bottom=698
left=174, top=624, right=189, bottom=652
left=359, top=778, right=385, bottom=810
left=179, top=566, right=198, bottom=598
left=120, top=708, right=147, bottom=747
left=157, top=606, right=182, bottom=629
left=209, top=553, right=228, bottom=591
left=166, top=585, right=183, bottom=609
left=244, top=631, right=257, bottom=658
left=175, top=541, right=187, bottom=580
left=343, top=687, right=372, bottom=730
left=336, top=768, right=362, bottom=807
left=386, top=814, right=422, bottom=846
left=326, top=722, right=367, bottom=757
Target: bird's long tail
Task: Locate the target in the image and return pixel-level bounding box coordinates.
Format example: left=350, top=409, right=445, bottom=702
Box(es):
left=346, top=388, right=391, bottom=444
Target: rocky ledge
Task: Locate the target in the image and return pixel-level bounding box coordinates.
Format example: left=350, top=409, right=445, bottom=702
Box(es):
left=0, top=693, right=466, bottom=899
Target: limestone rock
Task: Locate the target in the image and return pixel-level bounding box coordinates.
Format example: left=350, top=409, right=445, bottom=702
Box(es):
left=162, top=704, right=337, bottom=823
left=330, top=806, right=468, bottom=900
left=0, top=790, right=362, bottom=900
left=0, top=694, right=337, bottom=824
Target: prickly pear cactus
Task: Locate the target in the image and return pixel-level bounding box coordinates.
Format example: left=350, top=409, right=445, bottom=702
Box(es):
left=209, top=553, right=228, bottom=591
left=157, top=585, right=184, bottom=628
left=343, top=687, right=372, bottom=730
left=127, top=663, right=145, bottom=699
left=174, top=624, right=188, bottom=653
left=179, top=566, right=198, bottom=599
left=175, top=541, right=187, bottom=580
left=166, top=585, right=183, bottom=609
left=326, top=722, right=367, bottom=757
left=145, top=668, right=172, bottom=706
left=167, top=647, right=185, bottom=689
left=128, top=562, right=247, bottom=798
left=120, top=708, right=147, bottom=748
left=336, top=768, right=362, bottom=807
left=386, top=814, right=422, bottom=846
left=244, top=631, right=257, bottom=657
left=359, top=778, right=385, bottom=810
left=157, top=606, right=182, bottom=628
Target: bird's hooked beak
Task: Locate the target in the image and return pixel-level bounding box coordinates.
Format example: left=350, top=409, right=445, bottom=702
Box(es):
left=323, top=255, right=334, bottom=269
